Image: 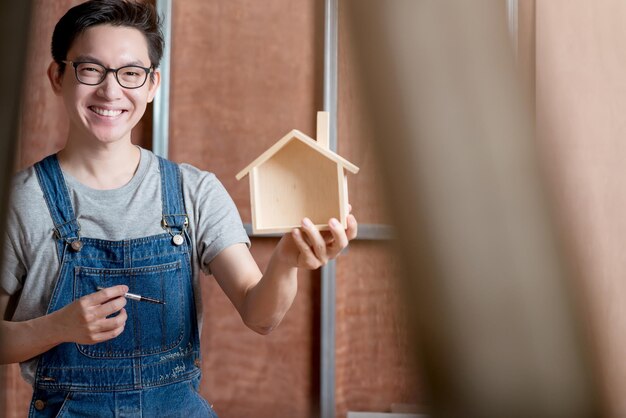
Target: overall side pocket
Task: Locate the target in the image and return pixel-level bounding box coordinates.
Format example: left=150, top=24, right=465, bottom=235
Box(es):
left=73, top=261, right=184, bottom=358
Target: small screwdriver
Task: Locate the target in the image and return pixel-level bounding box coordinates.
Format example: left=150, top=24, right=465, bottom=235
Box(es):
left=96, top=286, right=166, bottom=305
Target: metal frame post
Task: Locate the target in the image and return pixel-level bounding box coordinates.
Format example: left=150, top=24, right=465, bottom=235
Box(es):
left=320, top=0, right=339, bottom=417
left=153, top=0, right=173, bottom=158
left=507, top=0, right=519, bottom=57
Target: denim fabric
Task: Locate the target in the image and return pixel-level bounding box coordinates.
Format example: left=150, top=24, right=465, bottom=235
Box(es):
left=29, top=155, right=217, bottom=417
left=29, top=376, right=218, bottom=417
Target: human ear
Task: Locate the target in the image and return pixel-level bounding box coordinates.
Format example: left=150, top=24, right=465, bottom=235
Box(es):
left=47, top=61, right=64, bottom=95
left=146, top=69, right=161, bottom=103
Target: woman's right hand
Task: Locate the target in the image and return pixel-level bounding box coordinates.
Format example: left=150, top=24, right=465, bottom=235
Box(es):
left=50, top=285, right=128, bottom=345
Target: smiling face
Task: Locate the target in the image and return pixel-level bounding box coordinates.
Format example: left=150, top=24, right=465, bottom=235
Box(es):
left=49, top=24, right=160, bottom=146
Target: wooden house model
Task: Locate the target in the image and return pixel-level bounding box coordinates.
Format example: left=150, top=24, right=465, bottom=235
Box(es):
left=236, top=112, right=359, bottom=234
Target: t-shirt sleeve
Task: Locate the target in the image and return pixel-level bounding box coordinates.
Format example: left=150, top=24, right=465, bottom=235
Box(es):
left=181, top=164, right=250, bottom=275
left=1, top=215, right=27, bottom=295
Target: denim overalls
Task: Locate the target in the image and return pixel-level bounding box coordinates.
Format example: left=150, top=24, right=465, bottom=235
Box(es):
left=28, top=155, right=217, bottom=417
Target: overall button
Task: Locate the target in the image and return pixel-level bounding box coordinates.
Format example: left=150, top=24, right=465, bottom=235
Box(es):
left=172, top=234, right=184, bottom=246
left=71, top=240, right=83, bottom=252
left=34, top=399, right=45, bottom=410
left=194, top=358, right=201, bottom=368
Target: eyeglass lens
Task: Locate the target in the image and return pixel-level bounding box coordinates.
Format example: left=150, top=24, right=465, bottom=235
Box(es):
left=75, top=62, right=148, bottom=88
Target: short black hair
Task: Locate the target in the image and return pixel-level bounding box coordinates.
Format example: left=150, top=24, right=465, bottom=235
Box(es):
left=51, top=0, right=164, bottom=71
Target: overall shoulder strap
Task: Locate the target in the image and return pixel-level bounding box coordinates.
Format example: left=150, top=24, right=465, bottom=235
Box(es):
left=33, top=154, right=81, bottom=241
left=158, top=156, right=188, bottom=233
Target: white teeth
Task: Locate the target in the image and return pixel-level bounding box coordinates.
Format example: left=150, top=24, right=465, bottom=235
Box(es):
left=91, top=107, right=123, bottom=117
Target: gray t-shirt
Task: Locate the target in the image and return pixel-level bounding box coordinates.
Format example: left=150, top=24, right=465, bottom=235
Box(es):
left=1, top=147, right=250, bottom=385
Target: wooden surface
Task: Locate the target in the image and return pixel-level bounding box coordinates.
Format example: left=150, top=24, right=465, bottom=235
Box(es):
left=235, top=130, right=359, bottom=181
left=317, top=111, right=330, bottom=149
left=255, top=139, right=340, bottom=231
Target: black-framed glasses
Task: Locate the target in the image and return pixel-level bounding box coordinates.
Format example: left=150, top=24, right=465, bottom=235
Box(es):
left=62, top=60, right=153, bottom=89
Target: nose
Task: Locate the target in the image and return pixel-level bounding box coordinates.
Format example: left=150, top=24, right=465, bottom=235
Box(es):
left=96, top=71, right=123, bottom=100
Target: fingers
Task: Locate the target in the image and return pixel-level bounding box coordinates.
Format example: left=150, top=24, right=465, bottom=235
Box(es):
left=87, top=285, right=128, bottom=305
left=93, top=293, right=128, bottom=319
left=300, top=218, right=329, bottom=265
left=86, top=308, right=127, bottom=344
left=80, top=285, right=127, bottom=321
left=291, top=227, right=323, bottom=269
left=346, top=214, right=358, bottom=240
left=290, top=210, right=358, bottom=270
left=68, top=286, right=129, bottom=344
left=95, top=308, right=127, bottom=334
left=326, top=218, right=349, bottom=258
left=93, top=325, right=126, bottom=343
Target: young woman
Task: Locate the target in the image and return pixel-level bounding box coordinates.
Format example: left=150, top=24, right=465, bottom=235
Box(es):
left=0, top=1, right=357, bottom=416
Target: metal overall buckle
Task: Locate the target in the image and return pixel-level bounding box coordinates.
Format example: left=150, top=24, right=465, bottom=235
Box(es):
left=162, top=215, right=189, bottom=246
left=54, top=225, right=83, bottom=252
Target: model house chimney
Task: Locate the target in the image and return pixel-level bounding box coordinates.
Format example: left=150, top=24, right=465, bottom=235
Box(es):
left=316, top=111, right=329, bottom=149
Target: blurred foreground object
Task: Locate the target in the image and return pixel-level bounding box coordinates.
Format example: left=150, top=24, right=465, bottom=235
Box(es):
left=0, top=0, right=32, bottom=413
left=0, top=2, right=30, bottom=238
left=344, top=1, right=603, bottom=417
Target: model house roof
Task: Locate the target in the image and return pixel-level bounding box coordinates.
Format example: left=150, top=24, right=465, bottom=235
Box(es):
left=235, top=128, right=359, bottom=180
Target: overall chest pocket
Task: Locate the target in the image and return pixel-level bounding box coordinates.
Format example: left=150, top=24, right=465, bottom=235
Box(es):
left=73, top=261, right=185, bottom=358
